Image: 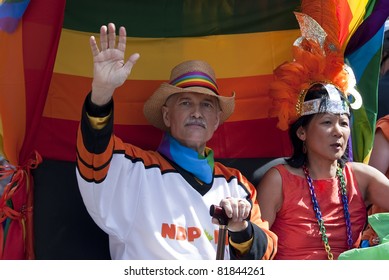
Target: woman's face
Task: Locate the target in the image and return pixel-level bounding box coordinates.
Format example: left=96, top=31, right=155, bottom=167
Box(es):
left=297, top=113, right=350, bottom=162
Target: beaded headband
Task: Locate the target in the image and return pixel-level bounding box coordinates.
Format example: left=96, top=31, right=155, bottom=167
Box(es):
left=299, top=83, right=350, bottom=116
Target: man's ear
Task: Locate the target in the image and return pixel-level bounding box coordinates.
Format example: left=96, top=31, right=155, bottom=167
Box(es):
left=162, top=105, right=170, bottom=128
left=296, top=126, right=306, bottom=141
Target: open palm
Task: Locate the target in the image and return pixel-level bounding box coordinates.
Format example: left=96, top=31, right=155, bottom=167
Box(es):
left=89, top=23, right=139, bottom=105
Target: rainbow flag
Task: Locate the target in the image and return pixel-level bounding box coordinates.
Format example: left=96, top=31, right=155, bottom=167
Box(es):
left=0, top=0, right=65, bottom=259
left=0, top=0, right=388, bottom=259
left=343, top=0, right=389, bottom=163
left=33, top=0, right=389, bottom=164
left=34, top=1, right=302, bottom=162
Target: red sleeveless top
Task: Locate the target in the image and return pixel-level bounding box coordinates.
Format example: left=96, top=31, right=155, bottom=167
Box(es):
left=271, top=163, right=366, bottom=260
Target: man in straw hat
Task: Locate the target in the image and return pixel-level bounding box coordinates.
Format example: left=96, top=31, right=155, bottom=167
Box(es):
left=75, top=23, right=277, bottom=260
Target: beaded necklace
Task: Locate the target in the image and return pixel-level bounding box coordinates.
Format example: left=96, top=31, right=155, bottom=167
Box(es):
left=302, top=164, right=353, bottom=260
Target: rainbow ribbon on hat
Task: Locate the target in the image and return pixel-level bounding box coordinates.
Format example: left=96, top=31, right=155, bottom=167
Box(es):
left=170, top=71, right=219, bottom=95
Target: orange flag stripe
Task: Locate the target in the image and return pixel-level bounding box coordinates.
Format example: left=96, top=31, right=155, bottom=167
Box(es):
left=44, top=72, right=275, bottom=123
left=0, top=25, right=26, bottom=164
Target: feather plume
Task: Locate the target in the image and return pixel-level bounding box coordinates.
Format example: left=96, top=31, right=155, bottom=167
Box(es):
left=300, top=0, right=341, bottom=51
left=267, top=0, right=362, bottom=131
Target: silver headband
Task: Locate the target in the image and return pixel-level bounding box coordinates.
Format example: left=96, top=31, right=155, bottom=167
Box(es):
left=301, top=84, right=350, bottom=116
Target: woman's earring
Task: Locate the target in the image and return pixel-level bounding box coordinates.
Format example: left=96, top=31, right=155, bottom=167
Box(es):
left=303, top=141, right=307, bottom=154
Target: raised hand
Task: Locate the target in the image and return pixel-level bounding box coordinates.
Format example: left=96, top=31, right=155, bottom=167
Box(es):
left=89, top=23, right=140, bottom=106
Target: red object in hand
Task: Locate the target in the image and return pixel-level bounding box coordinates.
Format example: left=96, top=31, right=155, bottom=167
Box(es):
left=209, top=205, right=229, bottom=225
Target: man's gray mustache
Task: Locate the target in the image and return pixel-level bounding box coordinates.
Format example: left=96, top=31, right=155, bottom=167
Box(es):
left=185, top=119, right=206, bottom=128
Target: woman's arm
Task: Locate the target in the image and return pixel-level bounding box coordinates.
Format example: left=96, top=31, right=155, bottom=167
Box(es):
left=256, top=167, right=283, bottom=228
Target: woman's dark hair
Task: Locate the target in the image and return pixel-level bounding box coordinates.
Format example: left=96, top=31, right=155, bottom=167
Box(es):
left=285, top=83, right=350, bottom=168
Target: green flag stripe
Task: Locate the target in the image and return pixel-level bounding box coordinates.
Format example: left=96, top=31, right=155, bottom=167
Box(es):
left=63, top=0, right=300, bottom=37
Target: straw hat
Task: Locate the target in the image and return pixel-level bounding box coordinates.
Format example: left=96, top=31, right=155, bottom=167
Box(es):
left=143, top=60, right=235, bottom=131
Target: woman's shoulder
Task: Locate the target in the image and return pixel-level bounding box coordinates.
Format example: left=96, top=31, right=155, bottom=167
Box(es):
left=274, top=163, right=304, bottom=178
left=259, top=163, right=304, bottom=187
left=346, top=161, right=365, bottom=177
left=347, top=161, right=376, bottom=191
left=347, top=161, right=373, bottom=173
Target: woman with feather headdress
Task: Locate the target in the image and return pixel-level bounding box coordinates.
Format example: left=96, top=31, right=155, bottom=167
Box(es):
left=256, top=0, right=389, bottom=259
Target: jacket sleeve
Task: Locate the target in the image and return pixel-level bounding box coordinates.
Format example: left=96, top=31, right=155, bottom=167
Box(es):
left=229, top=173, right=278, bottom=260
left=76, top=93, right=115, bottom=184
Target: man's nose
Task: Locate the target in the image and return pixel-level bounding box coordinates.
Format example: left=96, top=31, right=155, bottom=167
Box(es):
left=190, top=104, right=203, bottom=118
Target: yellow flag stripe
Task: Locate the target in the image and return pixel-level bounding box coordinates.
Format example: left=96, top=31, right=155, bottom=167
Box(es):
left=54, top=28, right=300, bottom=80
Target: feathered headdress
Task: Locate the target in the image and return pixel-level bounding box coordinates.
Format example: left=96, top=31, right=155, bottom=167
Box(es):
left=268, top=0, right=362, bottom=131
